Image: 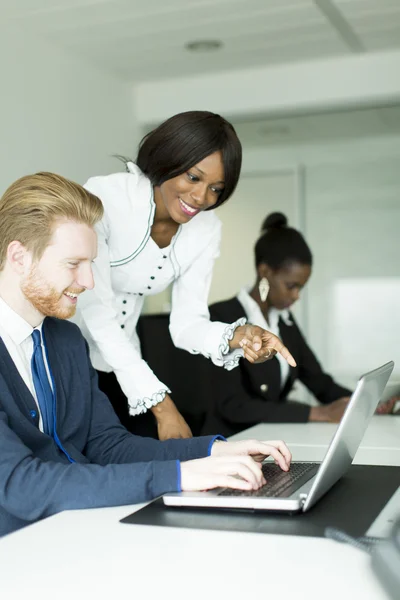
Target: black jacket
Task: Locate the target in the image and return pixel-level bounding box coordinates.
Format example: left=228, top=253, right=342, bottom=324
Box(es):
left=201, top=297, right=351, bottom=437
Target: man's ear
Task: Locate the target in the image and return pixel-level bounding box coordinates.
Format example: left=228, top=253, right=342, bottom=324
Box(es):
left=6, top=241, right=32, bottom=275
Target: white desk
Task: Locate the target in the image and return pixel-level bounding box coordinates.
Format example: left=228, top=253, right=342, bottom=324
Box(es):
left=0, top=416, right=398, bottom=600
left=230, top=415, right=400, bottom=466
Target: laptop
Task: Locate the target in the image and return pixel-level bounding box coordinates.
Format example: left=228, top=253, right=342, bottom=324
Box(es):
left=163, top=361, right=394, bottom=513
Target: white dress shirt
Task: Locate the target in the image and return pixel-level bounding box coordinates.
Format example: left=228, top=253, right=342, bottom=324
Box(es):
left=237, top=287, right=293, bottom=389
left=0, top=297, right=51, bottom=431
left=74, top=163, right=244, bottom=415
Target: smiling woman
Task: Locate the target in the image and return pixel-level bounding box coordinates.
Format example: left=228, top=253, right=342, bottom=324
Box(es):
left=157, top=151, right=225, bottom=220
left=73, top=111, right=296, bottom=440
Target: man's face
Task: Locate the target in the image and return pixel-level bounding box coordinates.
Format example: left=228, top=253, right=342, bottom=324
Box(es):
left=21, top=220, right=97, bottom=320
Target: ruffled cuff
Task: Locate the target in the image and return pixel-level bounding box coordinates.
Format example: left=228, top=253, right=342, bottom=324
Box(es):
left=218, top=317, right=246, bottom=371
left=128, top=386, right=171, bottom=416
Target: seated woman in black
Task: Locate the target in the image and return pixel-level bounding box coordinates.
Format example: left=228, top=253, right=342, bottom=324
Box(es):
left=202, top=212, right=393, bottom=437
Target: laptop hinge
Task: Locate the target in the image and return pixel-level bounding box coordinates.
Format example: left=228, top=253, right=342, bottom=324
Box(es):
left=299, top=494, right=308, bottom=507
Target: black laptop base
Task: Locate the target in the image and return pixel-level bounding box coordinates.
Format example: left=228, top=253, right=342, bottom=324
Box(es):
left=120, top=465, right=400, bottom=539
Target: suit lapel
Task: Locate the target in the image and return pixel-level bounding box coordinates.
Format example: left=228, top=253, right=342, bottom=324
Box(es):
left=42, top=319, right=68, bottom=428
left=278, top=316, right=299, bottom=394
left=0, top=337, right=38, bottom=417
left=222, top=298, right=283, bottom=400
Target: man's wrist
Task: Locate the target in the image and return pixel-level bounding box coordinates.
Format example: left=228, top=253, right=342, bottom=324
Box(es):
left=210, top=436, right=228, bottom=456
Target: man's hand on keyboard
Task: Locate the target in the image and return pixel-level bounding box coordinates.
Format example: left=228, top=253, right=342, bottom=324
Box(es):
left=180, top=455, right=267, bottom=492
left=210, top=439, right=292, bottom=472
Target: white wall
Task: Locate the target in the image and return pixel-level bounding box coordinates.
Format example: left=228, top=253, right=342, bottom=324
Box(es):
left=209, top=169, right=298, bottom=304
left=0, top=26, right=137, bottom=195
left=135, top=50, right=400, bottom=126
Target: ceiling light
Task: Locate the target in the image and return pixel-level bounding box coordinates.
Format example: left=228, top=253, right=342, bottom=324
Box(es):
left=185, top=40, right=223, bottom=52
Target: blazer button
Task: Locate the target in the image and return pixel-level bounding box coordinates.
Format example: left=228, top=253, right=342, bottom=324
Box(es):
left=260, top=384, right=268, bottom=392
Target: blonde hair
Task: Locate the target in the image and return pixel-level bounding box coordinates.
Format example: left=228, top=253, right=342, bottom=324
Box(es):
left=0, top=172, right=104, bottom=270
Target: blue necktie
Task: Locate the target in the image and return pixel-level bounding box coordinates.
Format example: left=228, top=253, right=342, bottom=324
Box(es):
left=31, top=329, right=54, bottom=437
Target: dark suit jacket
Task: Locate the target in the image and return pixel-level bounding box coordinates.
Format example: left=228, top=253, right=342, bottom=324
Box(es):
left=0, top=317, right=217, bottom=536
left=201, top=298, right=351, bottom=437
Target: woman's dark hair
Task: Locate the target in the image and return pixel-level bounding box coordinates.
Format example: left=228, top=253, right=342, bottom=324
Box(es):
left=255, top=212, right=312, bottom=270
left=134, top=111, right=242, bottom=209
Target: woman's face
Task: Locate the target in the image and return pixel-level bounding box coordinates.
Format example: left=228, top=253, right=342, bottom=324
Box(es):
left=264, top=262, right=311, bottom=310
left=155, top=151, right=225, bottom=224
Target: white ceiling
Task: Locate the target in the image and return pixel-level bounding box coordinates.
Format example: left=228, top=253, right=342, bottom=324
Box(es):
left=1, top=0, right=400, bottom=82
left=232, top=104, right=400, bottom=146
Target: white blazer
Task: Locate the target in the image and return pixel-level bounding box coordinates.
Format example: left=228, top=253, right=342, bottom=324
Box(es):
left=74, top=163, right=244, bottom=415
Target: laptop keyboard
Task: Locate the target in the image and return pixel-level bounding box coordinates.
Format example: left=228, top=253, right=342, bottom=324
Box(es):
left=218, top=462, right=319, bottom=498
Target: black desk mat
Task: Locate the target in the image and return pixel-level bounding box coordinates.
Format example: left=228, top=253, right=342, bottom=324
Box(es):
left=121, top=465, right=400, bottom=538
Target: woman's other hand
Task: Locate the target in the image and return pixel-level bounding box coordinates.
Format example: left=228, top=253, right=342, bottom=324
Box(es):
left=151, top=394, right=193, bottom=440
